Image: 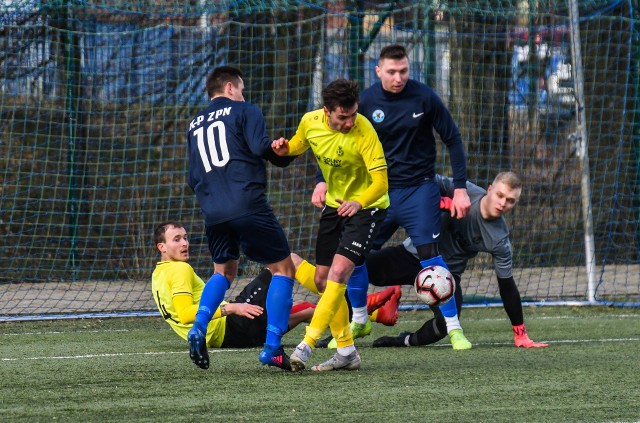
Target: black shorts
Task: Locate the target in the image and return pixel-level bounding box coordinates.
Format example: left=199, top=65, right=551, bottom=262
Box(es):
left=316, top=206, right=387, bottom=266
left=366, top=245, right=463, bottom=314
left=220, top=269, right=271, bottom=348
left=366, top=244, right=422, bottom=287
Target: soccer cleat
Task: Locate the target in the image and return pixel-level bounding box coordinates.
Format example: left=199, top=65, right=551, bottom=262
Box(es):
left=259, top=346, right=292, bottom=371
left=326, top=338, right=337, bottom=349
left=290, top=342, right=312, bottom=372
left=315, top=335, right=334, bottom=349
left=514, top=335, right=549, bottom=348
left=449, top=329, right=472, bottom=350
left=374, top=287, right=402, bottom=326
left=372, top=331, right=411, bottom=348
left=366, top=286, right=399, bottom=314
left=351, top=319, right=372, bottom=339
left=311, top=350, right=361, bottom=371
left=187, top=323, right=209, bottom=370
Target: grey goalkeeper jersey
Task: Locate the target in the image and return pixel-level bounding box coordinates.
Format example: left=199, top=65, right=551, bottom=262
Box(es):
left=403, top=175, right=513, bottom=278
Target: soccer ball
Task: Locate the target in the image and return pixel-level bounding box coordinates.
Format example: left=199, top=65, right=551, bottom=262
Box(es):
left=414, top=265, right=455, bottom=307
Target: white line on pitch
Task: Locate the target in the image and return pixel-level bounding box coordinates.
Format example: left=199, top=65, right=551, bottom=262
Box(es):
left=2, top=338, right=639, bottom=362
left=0, top=348, right=254, bottom=362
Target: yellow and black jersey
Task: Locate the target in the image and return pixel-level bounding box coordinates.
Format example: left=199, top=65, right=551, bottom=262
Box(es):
left=151, top=260, right=226, bottom=348
left=288, top=109, right=390, bottom=210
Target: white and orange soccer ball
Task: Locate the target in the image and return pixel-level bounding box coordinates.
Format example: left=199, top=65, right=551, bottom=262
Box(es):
left=414, top=265, right=455, bottom=307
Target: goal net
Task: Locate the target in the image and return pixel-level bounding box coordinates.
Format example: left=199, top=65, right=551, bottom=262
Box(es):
left=1, top=1, right=638, bottom=318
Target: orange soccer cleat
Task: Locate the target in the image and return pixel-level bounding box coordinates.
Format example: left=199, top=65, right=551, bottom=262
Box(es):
left=366, top=286, right=399, bottom=314
left=372, top=286, right=402, bottom=326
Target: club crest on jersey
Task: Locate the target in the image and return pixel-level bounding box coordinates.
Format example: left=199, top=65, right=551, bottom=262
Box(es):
left=336, top=146, right=344, bottom=156
left=372, top=109, right=385, bottom=123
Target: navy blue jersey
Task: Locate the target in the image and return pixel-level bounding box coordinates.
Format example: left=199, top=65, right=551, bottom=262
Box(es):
left=359, top=80, right=467, bottom=188
left=403, top=175, right=513, bottom=278
left=187, top=97, right=274, bottom=225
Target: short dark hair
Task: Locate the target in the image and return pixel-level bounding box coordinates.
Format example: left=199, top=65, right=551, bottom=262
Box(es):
left=322, top=79, right=359, bottom=112
left=379, top=44, right=408, bottom=61
left=205, top=66, right=243, bottom=98
left=153, top=221, right=184, bottom=245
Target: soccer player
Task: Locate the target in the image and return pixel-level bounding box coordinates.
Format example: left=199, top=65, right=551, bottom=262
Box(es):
left=369, top=172, right=549, bottom=348
left=318, top=44, right=472, bottom=349
left=271, top=78, right=389, bottom=371
left=152, top=221, right=316, bottom=352
left=186, top=66, right=298, bottom=370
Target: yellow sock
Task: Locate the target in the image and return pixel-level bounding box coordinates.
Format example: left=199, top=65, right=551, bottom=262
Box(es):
left=295, top=260, right=320, bottom=295
left=330, top=295, right=353, bottom=348
left=369, top=309, right=379, bottom=323
left=303, top=280, right=345, bottom=348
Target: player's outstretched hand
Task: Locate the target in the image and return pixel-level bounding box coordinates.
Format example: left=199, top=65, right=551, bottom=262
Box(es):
left=271, top=137, right=290, bottom=156
left=227, top=303, right=263, bottom=319
left=514, top=336, right=549, bottom=348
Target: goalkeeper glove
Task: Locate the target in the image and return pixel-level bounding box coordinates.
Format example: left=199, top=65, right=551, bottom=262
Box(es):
left=439, top=196, right=453, bottom=211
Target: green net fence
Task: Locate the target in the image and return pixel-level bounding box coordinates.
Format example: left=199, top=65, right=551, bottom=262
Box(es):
left=1, top=0, right=638, bottom=318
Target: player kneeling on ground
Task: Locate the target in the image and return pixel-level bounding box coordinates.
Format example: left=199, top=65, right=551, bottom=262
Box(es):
left=371, top=173, right=547, bottom=349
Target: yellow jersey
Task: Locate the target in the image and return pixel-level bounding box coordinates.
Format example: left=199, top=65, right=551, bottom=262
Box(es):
left=289, top=109, right=390, bottom=209
left=151, top=260, right=226, bottom=348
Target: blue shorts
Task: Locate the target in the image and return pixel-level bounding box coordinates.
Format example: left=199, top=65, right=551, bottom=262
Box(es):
left=373, top=180, right=441, bottom=249
left=205, top=209, right=291, bottom=265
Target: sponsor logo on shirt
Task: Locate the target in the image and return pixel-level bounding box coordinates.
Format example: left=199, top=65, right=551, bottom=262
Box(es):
left=316, top=154, right=342, bottom=167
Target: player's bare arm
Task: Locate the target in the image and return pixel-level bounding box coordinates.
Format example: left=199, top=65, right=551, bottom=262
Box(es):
left=451, top=188, right=471, bottom=219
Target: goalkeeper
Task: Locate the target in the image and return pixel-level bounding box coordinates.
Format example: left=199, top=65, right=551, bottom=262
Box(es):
left=371, top=172, right=548, bottom=348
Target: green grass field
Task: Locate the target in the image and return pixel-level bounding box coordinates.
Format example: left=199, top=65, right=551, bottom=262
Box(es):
left=1, top=306, right=639, bottom=422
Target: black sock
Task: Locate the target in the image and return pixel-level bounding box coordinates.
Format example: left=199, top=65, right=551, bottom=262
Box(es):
left=412, top=317, right=447, bottom=346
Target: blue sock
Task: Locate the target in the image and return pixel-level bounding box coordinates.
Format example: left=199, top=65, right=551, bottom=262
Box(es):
left=420, top=255, right=447, bottom=269
left=347, top=264, right=369, bottom=308
left=420, top=255, right=457, bottom=318
left=194, top=273, right=230, bottom=328
left=264, top=274, right=294, bottom=350
left=438, top=292, right=458, bottom=318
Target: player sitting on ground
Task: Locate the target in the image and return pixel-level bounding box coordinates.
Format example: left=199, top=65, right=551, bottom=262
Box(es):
left=152, top=221, right=315, bottom=354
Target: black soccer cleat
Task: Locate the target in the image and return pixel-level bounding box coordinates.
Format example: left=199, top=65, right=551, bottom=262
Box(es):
left=188, top=324, right=210, bottom=370
left=372, top=332, right=412, bottom=348
left=315, top=334, right=334, bottom=349
left=259, top=346, right=292, bottom=371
